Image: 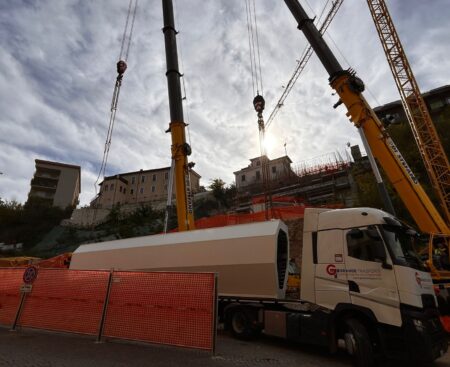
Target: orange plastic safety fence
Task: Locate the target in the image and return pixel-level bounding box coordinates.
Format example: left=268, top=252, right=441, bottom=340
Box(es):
left=38, top=253, right=72, bottom=268
left=18, top=269, right=110, bottom=335
left=0, top=268, right=24, bottom=326
left=103, top=271, right=215, bottom=350
left=195, top=206, right=307, bottom=229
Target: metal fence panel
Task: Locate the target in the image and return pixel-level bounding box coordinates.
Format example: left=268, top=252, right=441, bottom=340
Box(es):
left=18, top=269, right=110, bottom=335
left=103, top=271, right=215, bottom=350
left=0, top=268, right=24, bottom=326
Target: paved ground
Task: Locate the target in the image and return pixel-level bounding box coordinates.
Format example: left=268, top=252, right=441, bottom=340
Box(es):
left=0, top=327, right=450, bottom=367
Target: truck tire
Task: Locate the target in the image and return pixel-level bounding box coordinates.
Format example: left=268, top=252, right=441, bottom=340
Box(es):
left=228, top=308, right=259, bottom=340
left=345, top=318, right=375, bottom=367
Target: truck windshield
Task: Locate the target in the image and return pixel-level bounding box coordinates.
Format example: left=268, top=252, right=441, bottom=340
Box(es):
left=380, top=225, right=426, bottom=271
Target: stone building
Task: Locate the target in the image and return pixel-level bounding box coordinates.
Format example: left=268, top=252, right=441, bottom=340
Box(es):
left=92, top=167, right=201, bottom=209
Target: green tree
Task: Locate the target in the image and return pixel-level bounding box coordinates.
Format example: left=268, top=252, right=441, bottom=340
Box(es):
left=209, top=178, right=226, bottom=209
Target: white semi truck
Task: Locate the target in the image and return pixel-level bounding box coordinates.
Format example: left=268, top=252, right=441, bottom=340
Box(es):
left=70, top=207, right=448, bottom=366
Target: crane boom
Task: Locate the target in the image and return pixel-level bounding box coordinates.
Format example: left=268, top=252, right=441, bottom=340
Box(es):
left=283, top=0, right=449, bottom=235
left=266, top=0, right=343, bottom=130
left=162, top=0, right=195, bottom=231
left=367, top=0, right=450, bottom=223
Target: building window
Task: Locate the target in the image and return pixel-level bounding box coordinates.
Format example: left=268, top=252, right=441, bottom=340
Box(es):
left=256, top=171, right=261, bottom=180
left=110, top=184, right=114, bottom=190
left=430, top=100, right=444, bottom=110
left=119, top=186, right=122, bottom=193
left=141, top=175, right=146, bottom=183
left=123, top=188, right=126, bottom=194
left=104, top=185, right=108, bottom=192
left=272, top=166, right=277, bottom=173
left=346, top=226, right=385, bottom=262
left=140, top=187, right=144, bottom=194
left=256, top=160, right=261, bottom=166
left=241, top=175, right=246, bottom=182
left=131, top=176, right=136, bottom=184
left=165, top=172, right=169, bottom=180
left=153, top=174, right=157, bottom=182
left=164, top=184, right=168, bottom=191
left=152, top=186, right=155, bottom=193
left=130, top=189, right=134, bottom=195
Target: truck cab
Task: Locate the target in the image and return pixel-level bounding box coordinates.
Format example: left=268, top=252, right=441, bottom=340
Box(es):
left=301, top=207, right=447, bottom=364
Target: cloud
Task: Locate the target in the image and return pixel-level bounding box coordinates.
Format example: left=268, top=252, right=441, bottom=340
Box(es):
left=0, top=0, right=449, bottom=206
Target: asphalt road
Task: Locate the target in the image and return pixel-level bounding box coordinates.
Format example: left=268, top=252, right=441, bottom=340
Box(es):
left=0, top=327, right=449, bottom=367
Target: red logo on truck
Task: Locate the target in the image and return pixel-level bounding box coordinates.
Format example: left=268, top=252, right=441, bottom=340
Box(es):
left=415, top=272, right=422, bottom=288
left=326, top=264, right=337, bottom=276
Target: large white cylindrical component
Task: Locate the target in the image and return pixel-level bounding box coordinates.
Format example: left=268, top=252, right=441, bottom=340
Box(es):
left=70, top=220, right=289, bottom=299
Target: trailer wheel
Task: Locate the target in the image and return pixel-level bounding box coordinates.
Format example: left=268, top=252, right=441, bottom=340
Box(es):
left=344, top=318, right=375, bottom=367
left=228, top=308, right=259, bottom=340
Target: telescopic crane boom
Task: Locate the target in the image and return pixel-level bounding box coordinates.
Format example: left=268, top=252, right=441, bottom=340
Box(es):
left=162, top=0, right=195, bottom=231
left=283, top=0, right=449, bottom=236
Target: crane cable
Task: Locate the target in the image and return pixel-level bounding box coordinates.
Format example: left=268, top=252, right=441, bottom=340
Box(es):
left=265, top=0, right=343, bottom=130
left=93, top=0, right=138, bottom=200
left=245, top=0, right=263, bottom=96
left=245, top=0, right=273, bottom=218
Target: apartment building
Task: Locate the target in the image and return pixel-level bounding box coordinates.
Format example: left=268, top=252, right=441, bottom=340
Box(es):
left=233, top=155, right=295, bottom=191
left=28, top=159, right=81, bottom=208
left=373, top=84, right=450, bottom=125
left=93, top=167, right=201, bottom=209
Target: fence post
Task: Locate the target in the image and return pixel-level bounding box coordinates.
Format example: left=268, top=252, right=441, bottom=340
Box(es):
left=10, top=292, right=27, bottom=331
left=212, top=273, right=218, bottom=356
left=96, top=269, right=114, bottom=343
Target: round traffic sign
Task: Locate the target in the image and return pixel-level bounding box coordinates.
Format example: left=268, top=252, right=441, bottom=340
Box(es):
left=23, top=266, right=38, bottom=284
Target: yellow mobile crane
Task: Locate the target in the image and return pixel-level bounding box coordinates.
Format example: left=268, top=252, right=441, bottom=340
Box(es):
left=162, top=0, right=195, bottom=232
left=282, top=0, right=450, bottom=287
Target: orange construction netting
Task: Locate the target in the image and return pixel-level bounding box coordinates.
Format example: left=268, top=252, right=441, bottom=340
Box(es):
left=103, top=271, right=216, bottom=350
left=195, top=204, right=345, bottom=230
left=38, top=253, right=72, bottom=268
left=0, top=268, right=24, bottom=326
left=18, top=269, right=110, bottom=335
left=0, top=268, right=216, bottom=350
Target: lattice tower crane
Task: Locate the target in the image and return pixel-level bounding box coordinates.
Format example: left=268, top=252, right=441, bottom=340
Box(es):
left=367, top=0, right=450, bottom=224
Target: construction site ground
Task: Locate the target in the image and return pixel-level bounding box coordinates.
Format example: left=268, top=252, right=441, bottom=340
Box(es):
left=1, top=327, right=449, bottom=367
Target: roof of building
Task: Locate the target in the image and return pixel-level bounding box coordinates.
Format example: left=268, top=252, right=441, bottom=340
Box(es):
left=100, top=176, right=129, bottom=185
left=373, top=84, right=450, bottom=112
left=35, top=159, right=81, bottom=193
left=35, top=159, right=81, bottom=170
left=99, top=167, right=201, bottom=185
left=234, top=155, right=292, bottom=175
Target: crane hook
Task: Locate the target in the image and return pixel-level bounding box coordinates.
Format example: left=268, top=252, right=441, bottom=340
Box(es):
left=117, top=60, right=128, bottom=75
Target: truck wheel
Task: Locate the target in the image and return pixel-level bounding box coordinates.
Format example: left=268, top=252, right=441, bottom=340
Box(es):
left=344, top=318, right=375, bottom=367
left=228, top=308, right=258, bottom=340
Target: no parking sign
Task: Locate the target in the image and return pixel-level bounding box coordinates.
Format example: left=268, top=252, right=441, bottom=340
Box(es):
left=23, top=266, right=38, bottom=284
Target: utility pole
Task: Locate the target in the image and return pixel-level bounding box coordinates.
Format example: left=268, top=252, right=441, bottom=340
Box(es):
left=162, top=0, right=195, bottom=231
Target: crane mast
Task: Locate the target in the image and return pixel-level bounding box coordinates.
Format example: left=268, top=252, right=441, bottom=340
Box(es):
left=367, top=0, right=450, bottom=224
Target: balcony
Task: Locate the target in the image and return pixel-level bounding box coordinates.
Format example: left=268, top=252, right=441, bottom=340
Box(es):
left=31, top=177, right=58, bottom=190
left=34, top=168, right=60, bottom=180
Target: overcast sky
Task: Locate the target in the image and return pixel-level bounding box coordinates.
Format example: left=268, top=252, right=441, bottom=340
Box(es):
left=0, top=0, right=449, bottom=206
